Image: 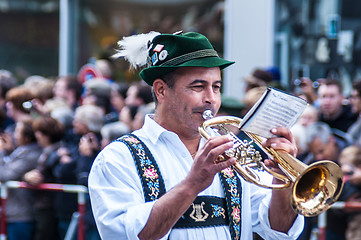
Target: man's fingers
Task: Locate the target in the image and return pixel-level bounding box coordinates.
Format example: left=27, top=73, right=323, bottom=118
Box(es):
left=263, top=127, right=298, bottom=157
left=201, top=136, right=234, bottom=162
left=270, top=127, right=295, bottom=144
left=264, top=159, right=278, bottom=168
left=215, top=157, right=236, bottom=171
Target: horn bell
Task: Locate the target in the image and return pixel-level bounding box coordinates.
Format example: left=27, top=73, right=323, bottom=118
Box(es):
left=291, top=160, right=344, bottom=217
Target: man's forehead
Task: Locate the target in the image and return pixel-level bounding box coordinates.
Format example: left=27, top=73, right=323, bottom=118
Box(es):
left=310, top=137, right=324, bottom=147
left=309, top=136, right=331, bottom=149
left=318, top=84, right=342, bottom=95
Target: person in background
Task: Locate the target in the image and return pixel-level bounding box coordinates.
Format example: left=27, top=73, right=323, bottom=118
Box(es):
left=318, top=79, right=358, bottom=134
left=297, top=121, right=350, bottom=240
left=53, top=75, right=83, bottom=111
left=347, top=80, right=361, bottom=146
left=338, top=145, right=361, bottom=240
left=23, top=77, right=56, bottom=116
left=291, top=105, right=319, bottom=158
left=244, top=68, right=273, bottom=92
left=0, top=120, right=42, bottom=240
left=293, top=77, right=320, bottom=107
left=54, top=104, right=104, bottom=239
left=5, top=86, right=34, bottom=130
left=82, top=79, right=112, bottom=118
left=82, top=79, right=119, bottom=126
left=110, top=82, right=129, bottom=115
left=130, top=103, right=155, bottom=131
left=0, top=70, right=17, bottom=109
left=240, top=86, right=267, bottom=117
left=304, top=121, right=348, bottom=165
left=100, top=121, right=130, bottom=149
left=119, top=82, right=154, bottom=130
left=2, top=86, right=35, bottom=154
left=0, top=70, right=17, bottom=131
left=89, top=31, right=303, bottom=240
left=124, top=82, right=154, bottom=108
left=95, top=59, right=114, bottom=81
left=217, top=95, right=244, bottom=118
left=75, top=105, right=105, bottom=240
left=24, top=116, right=65, bottom=240
left=264, top=66, right=283, bottom=89
left=107, top=82, right=130, bottom=123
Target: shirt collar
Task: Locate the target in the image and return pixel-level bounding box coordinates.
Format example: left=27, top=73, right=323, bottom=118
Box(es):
left=141, top=114, right=207, bottom=148
left=142, top=114, right=169, bottom=144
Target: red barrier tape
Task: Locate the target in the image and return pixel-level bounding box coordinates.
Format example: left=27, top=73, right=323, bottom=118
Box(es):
left=0, top=181, right=88, bottom=240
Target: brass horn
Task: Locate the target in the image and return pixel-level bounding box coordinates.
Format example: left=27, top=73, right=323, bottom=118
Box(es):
left=199, top=110, right=344, bottom=217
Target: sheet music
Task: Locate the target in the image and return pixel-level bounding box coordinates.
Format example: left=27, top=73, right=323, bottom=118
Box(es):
left=240, top=88, right=308, bottom=138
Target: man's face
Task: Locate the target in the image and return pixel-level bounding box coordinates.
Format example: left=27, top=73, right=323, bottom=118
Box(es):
left=125, top=85, right=141, bottom=106
left=299, top=111, right=318, bottom=127
left=308, top=135, right=338, bottom=161
left=72, top=117, right=89, bottom=135
left=350, top=89, right=361, bottom=114
left=160, top=67, right=222, bottom=136
left=53, top=78, right=68, bottom=100
left=318, top=84, right=344, bottom=118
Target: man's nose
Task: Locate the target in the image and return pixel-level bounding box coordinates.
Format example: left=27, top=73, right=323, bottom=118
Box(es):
left=204, top=88, right=216, bottom=104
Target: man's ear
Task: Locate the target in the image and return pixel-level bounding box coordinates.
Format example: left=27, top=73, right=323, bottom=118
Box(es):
left=153, top=79, right=167, bottom=103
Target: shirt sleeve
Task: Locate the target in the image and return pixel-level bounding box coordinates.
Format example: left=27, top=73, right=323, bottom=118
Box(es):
left=88, top=142, right=155, bottom=240
left=251, top=185, right=304, bottom=240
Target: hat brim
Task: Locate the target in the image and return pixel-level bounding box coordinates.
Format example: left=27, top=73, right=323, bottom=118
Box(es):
left=140, top=56, right=235, bottom=86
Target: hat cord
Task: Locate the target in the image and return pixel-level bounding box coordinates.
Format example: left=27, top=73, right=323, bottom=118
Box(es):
left=158, top=49, right=219, bottom=67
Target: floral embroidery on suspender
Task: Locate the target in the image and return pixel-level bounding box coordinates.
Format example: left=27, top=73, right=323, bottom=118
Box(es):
left=220, top=166, right=242, bottom=240
left=117, top=134, right=165, bottom=201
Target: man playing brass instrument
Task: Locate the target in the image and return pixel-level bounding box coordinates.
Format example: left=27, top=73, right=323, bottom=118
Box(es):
left=88, top=31, right=304, bottom=240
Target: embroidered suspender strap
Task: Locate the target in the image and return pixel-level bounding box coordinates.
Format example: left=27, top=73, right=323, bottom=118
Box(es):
left=117, top=134, right=166, bottom=201
left=219, top=166, right=242, bottom=240
left=173, top=196, right=229, bottom=228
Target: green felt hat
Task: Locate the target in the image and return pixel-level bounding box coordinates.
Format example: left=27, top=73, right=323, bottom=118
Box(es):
left=140, top=32, right=235, bottom=85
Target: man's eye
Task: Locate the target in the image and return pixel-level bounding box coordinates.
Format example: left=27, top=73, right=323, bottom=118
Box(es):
left=192, top=85, right=204, bottom=90
left=213, top=85, right=221, bottom=91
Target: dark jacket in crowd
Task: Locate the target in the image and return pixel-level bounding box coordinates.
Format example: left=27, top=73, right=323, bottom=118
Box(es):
left=0, top=143, right=42, bottom=222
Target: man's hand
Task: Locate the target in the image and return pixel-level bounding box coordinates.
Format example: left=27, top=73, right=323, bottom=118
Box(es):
left=185, top=135, right=236, bottom=194
left=24, top=169, right=44, bottom=186
left=262, top=127, right=298, bottom=157
left=261, top=126, right=299, bottom=233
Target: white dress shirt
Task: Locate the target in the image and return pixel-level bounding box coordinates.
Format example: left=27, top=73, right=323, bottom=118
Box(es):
left=88, top=115, right=304, bottom=240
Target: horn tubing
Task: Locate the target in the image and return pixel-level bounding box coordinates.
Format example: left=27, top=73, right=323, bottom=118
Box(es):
left=199, top=115, right=344, bottom=216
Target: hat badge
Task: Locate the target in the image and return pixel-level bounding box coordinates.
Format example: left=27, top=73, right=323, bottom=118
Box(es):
left=151, top=53, right=158, bottom=66
left=159, top=50, right=168, bottom=61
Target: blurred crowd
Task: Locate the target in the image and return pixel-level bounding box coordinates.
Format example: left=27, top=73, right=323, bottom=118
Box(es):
left=0, top=65, right=154, bottom=240
left=1, top=61, right=361, bottom=240
left=239, top=67, right=361, bottom=240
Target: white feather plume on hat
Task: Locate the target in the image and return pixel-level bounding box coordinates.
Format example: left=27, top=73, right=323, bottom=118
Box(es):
left=113, top=31, right=160, bottom=69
